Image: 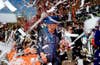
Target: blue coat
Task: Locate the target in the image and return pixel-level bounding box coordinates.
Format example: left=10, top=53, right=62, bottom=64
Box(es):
left=38, top=27, right=59, bottom=62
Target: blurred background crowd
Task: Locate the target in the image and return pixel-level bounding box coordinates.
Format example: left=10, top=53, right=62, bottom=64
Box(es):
left=0, top=0, right=100, bottom=65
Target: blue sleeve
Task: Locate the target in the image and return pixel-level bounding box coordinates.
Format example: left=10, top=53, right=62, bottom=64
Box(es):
left=37, top=27, right=48, bottom=53
left=37, top=29, right=44, bottom=53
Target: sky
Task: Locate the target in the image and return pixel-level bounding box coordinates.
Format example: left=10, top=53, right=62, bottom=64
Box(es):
left=0, top=0, right=37, bottom=20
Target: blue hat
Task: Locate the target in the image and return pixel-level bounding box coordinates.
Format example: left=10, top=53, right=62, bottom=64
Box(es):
left=43, top=16, right=60, bottom=24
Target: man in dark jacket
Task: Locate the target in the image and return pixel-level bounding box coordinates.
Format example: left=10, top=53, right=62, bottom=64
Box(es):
left=94, top=25, right=100, bottom=65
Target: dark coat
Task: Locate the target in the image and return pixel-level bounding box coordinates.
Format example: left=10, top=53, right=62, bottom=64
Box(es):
left=94, top=49, right=100, bottom=65
left=95, top=30, right=100, bottom=46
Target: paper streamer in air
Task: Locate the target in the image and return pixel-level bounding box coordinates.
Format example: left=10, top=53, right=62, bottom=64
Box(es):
left=0, top=0, right=5, bottom=10
left=4, top=0, right=17, bottom=12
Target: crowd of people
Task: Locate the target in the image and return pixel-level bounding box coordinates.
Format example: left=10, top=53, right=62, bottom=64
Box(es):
left=0, top=0, right=100, bottom=65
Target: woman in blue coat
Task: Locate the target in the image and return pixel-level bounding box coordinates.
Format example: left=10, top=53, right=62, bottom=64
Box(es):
left=38, top=16, right=61, bottom=65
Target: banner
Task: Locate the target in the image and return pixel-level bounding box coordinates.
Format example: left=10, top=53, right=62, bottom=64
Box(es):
left=0, top=13, right=17, bottom=23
